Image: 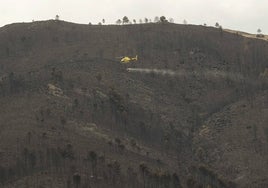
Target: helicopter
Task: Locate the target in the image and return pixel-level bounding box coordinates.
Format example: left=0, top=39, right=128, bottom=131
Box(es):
left=119, top=55, right=138, bottom=63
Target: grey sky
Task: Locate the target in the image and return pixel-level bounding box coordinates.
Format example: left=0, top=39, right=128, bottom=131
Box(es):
left=0, top=0, right=267, bottom=34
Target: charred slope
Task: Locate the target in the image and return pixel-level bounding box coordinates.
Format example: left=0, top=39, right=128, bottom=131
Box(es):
left=0, top=20, right=267, bottom=188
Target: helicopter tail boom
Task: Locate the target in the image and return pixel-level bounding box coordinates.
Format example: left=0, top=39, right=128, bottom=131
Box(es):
left=131, top=55, right=138, bottom=61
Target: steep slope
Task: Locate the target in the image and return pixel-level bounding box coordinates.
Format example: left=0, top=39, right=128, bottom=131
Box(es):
left=193, top=91, right=268, bottom=187
left=0, top=20, right=267, bottom=188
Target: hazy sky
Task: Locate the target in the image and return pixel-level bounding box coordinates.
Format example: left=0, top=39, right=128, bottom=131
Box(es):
left=0, top=0, right=267, bottom=34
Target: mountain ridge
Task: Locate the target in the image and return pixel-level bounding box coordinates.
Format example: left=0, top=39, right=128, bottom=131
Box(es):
left=0, top=20, right=267, bottom=188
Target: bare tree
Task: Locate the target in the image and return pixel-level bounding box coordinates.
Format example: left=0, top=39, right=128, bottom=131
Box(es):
left=139, top=163, right=149, bottom=188
left=256, top=28, right=264, bottom=37
left=122, top=16, right=129, bottom=24
left=73, top=173, right=81, bottom=188
left=144, top=18, right=148, bottom=23
left=87, top=151, right=97, bottom=176
left=154, top=16, right=160, bottom=23
left=116, top=19, right=122, bottom=25
left=160, top=16, right=167, bottom=23
left=169, top=18, right=174, bottom=23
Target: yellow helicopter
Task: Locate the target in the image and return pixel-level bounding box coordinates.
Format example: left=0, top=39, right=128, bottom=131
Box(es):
left=120, top=55, right=138, bottom=63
